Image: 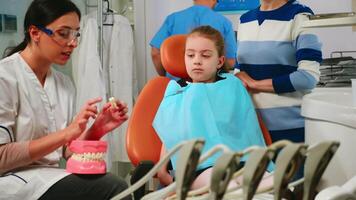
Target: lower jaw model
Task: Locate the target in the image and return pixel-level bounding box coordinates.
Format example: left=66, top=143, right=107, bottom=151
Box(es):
left=66, top=140, right=107, bottom=174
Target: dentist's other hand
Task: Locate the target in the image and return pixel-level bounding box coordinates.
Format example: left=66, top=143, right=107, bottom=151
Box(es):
left=64, top=97, right=101, bottom=142
left=87, top=99, right=129, bottom=140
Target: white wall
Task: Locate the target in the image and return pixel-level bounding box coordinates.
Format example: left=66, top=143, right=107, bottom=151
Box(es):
left=300, top=0, right=356, bottom=58
left=0, top=0, right=31, bottom=57
left=133, top=0, right=146, bottom=91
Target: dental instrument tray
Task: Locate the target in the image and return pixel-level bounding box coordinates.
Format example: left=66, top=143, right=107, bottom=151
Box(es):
left=318, top=51, right=356, bottom=87
left=303, top=12, right=356, bottom=27
left=309, top=12, right=356, bottom=20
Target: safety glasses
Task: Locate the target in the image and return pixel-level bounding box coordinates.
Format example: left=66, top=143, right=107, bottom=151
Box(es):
left=37, top=26, right=80, bottom=46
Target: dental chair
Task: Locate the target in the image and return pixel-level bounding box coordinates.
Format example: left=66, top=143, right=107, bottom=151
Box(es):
left=125, top=34, right=272, bottom=199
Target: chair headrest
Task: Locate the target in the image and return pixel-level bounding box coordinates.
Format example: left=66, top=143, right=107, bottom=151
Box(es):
left=160, top=34, right=190, bottom=79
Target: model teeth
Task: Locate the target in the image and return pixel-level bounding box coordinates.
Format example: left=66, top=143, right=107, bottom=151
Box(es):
left=71, top=152, right=105, bottom=162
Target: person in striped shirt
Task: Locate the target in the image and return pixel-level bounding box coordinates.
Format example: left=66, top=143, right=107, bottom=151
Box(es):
left=235, top=0, right=322, bottom=144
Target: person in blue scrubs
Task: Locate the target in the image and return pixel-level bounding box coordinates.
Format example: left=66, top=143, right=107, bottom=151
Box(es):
left=150, top=0, right=237, bottom=80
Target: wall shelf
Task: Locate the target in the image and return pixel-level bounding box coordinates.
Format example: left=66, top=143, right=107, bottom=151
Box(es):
left=303, top=12, right=356, bottom=28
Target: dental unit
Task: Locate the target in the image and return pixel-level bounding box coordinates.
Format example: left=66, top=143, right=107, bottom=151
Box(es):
left=109, top=139, right=339, bottom=200
left=112, top=139, right=206, bottom=200
left=183, top=141, right=289, bottom=200
left=140, top=144, right=233, bottom=200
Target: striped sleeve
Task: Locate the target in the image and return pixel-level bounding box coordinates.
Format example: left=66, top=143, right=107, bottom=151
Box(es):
left=292, top=13, right=322, bottom=63
left=289, top=13, right=321, bottom=91
left=272, top=74, right=295, bottom=93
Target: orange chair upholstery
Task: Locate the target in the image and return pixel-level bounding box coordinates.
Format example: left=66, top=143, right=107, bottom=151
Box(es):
left=126, top=77, right=169, bottom=166
left=125, top=34, right=272, bottom=199
left=126, top=34, right=189, bottom=167
left=125, top=35, right=189, bottom=199
left=160, top=35, right=190, bottom=79
left=258, top=114, right=272, bottom=145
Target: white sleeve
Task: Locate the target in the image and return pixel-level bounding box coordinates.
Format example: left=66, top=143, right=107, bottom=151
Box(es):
left=0, top=74, right=18, bottom=144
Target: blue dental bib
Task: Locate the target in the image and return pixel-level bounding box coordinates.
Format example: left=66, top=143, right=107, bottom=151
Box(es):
left=153, top=73, right=269, bottom=170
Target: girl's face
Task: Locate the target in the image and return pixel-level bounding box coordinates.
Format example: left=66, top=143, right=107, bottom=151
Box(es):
left=37, top=12, right=80, bottom=65
left=185, top=35, right=225, bottom=83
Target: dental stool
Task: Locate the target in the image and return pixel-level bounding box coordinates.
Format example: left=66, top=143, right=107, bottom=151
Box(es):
left=125, top=34, right=272, bottom=199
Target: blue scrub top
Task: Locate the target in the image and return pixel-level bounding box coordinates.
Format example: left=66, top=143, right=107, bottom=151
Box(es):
left=150, top=5, right=237, bottom=60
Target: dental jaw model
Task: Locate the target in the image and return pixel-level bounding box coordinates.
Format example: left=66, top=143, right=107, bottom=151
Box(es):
left=66, top=97, right=120, bottom=174
left=66, top=138, right=107, bottom=174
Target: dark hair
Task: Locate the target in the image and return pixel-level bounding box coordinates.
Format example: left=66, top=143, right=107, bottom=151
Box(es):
left=4, top=0, right=81, bottom=57
left=188, top=25, right=227, bottom=71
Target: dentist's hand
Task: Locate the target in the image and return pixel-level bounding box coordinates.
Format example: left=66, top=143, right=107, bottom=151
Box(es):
left=87, top=99, right=129, bottom=140
left=64, top=97, right=102, bottom=142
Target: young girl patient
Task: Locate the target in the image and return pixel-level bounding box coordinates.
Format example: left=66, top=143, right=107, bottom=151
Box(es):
left=153, top=26, right=271, bottom=189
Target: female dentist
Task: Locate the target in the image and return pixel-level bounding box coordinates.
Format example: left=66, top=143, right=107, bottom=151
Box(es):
left=0, top=0, right=131, bottom=199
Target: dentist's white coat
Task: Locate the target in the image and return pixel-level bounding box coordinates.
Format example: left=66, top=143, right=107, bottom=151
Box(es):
left=0, top=53, right=73, bottom=200
left=72, top=12, right=137, bottom=164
